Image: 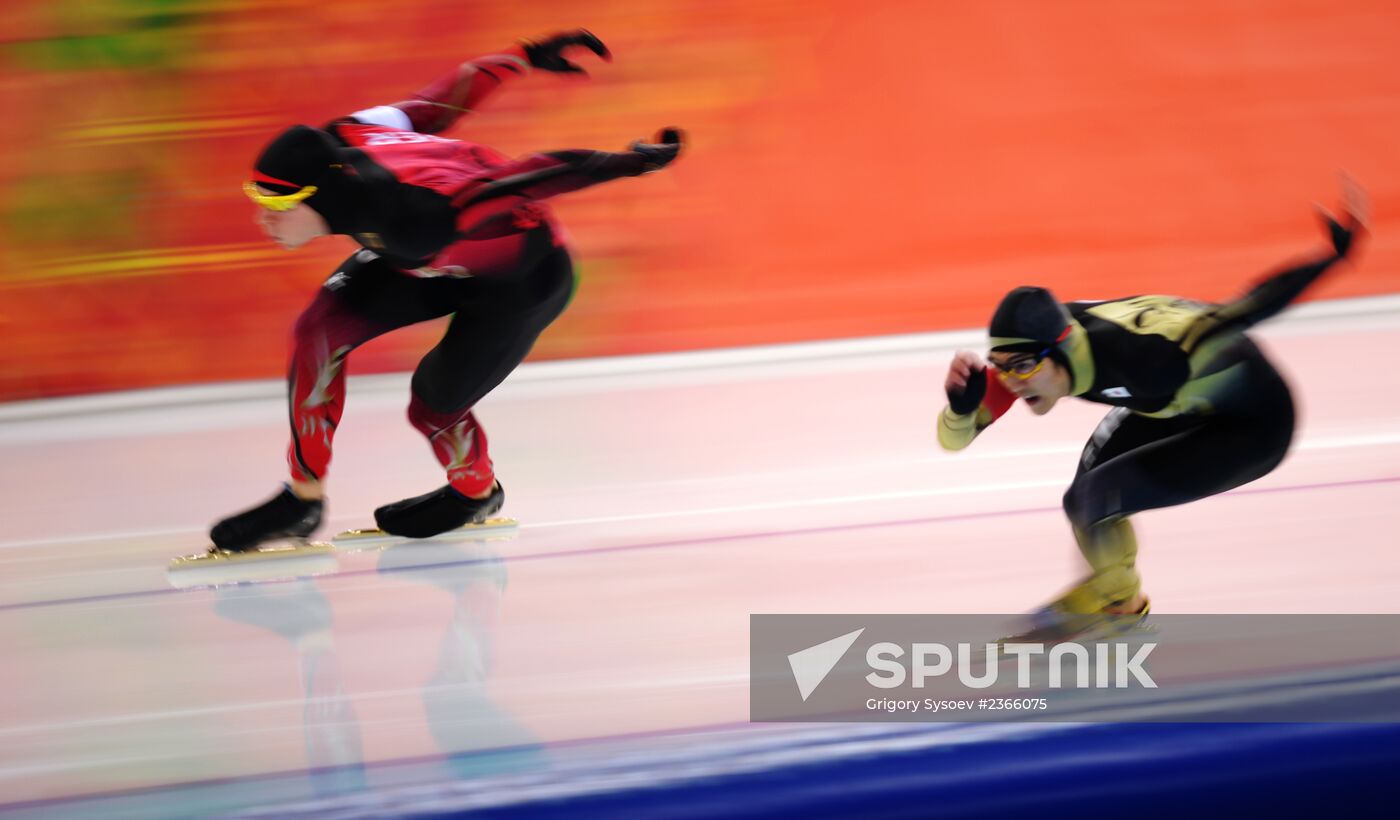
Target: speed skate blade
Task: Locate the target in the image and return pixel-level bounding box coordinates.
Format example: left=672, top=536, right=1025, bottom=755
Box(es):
left=167, top=541, right=338, bottom=589
left=333, top=517, right=518, bottom=552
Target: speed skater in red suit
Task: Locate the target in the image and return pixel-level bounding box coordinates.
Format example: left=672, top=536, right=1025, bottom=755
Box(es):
left=211, top=30, right=684, bottom=551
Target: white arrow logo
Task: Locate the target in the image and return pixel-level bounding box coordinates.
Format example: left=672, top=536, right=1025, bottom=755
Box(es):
left=787, top=628, right=865, bottom=701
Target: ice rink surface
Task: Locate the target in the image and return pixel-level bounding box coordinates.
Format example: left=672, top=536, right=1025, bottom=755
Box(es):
left=2, top=297, right=1399, bottom=817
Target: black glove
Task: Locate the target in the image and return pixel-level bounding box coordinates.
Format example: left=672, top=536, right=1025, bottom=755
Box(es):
left=1319, top=209, right=1361, bottom=259
left=629, top=127, right=685, bottom=173
left=947, top=366, right=987, bottom=416
left=1317, top=175, right=1369, bottom=259
left=521, top=30, right=611, bottom=75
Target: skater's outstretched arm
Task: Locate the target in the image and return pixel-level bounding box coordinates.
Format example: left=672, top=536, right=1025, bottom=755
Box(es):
left=938, top=351, right=1017, bottom=451
left=1186, top=178, right=1368, bottom=351
left=454, top=129, right=685, bottom=212
left=355, top=30, right=612, bottom=135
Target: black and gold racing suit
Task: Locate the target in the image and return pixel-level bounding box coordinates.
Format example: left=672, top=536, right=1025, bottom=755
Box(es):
left=942, top=244, right=1356, bottom=613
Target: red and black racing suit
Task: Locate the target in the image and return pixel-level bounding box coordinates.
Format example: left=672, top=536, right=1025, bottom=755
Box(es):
left=285, top=45, right=657, bottom=497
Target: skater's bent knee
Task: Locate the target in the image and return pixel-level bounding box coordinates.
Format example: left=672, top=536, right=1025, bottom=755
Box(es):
left=410, top=381, right=470, bottom=416
left=407, top=376, right=479, bottom=422
left=1062, top=480, right=1114, bottom=532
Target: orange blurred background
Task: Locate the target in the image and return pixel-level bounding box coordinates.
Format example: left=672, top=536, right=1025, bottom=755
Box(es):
left=2, top=0, right=1397, bottom=401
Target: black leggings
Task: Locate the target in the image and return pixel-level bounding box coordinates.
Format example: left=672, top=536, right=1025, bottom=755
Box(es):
left=285, top=236, right=574, bottom=491
left=1063, top=339, right=1296, bottom=531
left=324, top=243, right=574, bottom=411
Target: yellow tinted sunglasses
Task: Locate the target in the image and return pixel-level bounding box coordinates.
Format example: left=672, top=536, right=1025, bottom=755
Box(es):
left=990, top=348, right=1052, bottom=381
left=243, top=181, right=318, bottom=212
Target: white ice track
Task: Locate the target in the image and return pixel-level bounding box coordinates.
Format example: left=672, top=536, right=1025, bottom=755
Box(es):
left=1, top=297, right=1399, bottom=817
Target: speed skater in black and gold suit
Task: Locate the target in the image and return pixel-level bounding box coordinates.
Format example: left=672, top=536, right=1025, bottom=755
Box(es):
left=938, top=180, right=1368, bottom=630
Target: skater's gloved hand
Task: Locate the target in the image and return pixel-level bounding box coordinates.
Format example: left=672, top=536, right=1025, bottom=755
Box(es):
left=629, top=127, right=685, bottom=173
left=1316, top=172, right=1369, bottom=259
left=945, top=351, right=988, bottom=416
left=521, top=30, right=611, bottom=75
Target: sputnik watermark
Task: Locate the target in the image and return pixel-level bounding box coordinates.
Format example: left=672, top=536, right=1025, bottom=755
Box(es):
left=865, top=641, right=1157, bottom=689
left=753, top=615, right=1400, bottom=723
left=788, top=637, right=1155, bottom=702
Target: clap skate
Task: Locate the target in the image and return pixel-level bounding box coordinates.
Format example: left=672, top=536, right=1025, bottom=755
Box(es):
left=167, top=541, right=339, bottom=589
left=335, top=482, right=515, bottom=552
left=168, top=486, right=336, bottom=588
left=996, top=597, right=1153, bottom=649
